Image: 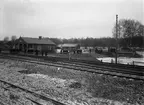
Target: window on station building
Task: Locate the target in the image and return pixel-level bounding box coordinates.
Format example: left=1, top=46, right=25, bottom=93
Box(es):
left=48, top=46, right=51, bottom=50
left=49, top=46, right=51, bottom=50
left=52, top=46, right=55, bottom=49
left=29, top=44, right=33, bottom=48
left=48, top=46, right=55, bottom=50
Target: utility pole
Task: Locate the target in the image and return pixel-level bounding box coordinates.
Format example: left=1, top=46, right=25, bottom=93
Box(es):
left=118, top=22, right=120, bottom=49
left=115, top=14, right=118, bottom=64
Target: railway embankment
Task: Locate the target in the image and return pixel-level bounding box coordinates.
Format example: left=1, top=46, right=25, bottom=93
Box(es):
left=0, top=58, right=144, bottom=105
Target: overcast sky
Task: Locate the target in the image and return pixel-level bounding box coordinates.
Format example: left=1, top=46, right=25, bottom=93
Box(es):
left=0, top=0, right=143, bottom=40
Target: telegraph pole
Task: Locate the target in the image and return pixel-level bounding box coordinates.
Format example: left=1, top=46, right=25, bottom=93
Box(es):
left=115, top=14, right=118, bottom=64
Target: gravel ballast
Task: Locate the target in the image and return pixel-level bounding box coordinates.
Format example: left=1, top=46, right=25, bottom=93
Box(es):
left=0, top=58, right=144, bottom=105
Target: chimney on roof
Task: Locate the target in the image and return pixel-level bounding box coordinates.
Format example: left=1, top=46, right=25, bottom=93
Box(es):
left=39, top=36, right=42, bottom=40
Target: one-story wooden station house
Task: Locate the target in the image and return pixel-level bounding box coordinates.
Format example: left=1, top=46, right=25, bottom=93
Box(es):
left=13, top=36, right=56, bottom=55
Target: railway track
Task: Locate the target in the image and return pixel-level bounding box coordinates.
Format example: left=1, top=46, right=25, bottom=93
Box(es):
left=0, top=54, right=144, bottom=80
left=22, top=53, right=144, bottom=69
left=1, top=53, right=144, bottom=70
left=57, top=61, right=144, bottom=75
left=10, top=53, right=144, bottom=71
left=0, top=79, right=66, bottom=105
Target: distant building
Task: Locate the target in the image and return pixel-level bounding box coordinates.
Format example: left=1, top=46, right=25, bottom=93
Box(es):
left=57, top=43, right=81, bottom=54
left=58, top=43, right=80, bottom=49
left=0, top=41, right=10, bottom=51
left=14, top=36, right=56, bottom=53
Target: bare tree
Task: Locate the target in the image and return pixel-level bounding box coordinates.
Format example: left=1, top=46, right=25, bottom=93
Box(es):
left=11, top=35, right=17, bottom=41
left=4, top=36, right=9, bottom=42
left=113, top=19, right=143, bottom=37
left=112, top=19, right=144, bottom=47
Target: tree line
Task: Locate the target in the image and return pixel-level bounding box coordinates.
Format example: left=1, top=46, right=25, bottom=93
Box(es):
left=2, top=19, right=144, bottom=48
left=113, top=19, right=144, bottom=48
left=49, top=37, right=117, bottom=47
left=49, top=36, right=143, bottom=48
left=50, top=19, right=144, bottom=48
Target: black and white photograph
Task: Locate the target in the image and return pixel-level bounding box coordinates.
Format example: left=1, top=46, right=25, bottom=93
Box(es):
left=0, top=0, right=144, bottom=105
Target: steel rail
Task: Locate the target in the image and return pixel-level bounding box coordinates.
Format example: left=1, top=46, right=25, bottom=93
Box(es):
left=0, top=79, right=66, bottom=105
left=0, top=55, right=144, bottom=80
left=1, top=53, right=144, bottom=70
left=1, top=54, right=143, bottom=75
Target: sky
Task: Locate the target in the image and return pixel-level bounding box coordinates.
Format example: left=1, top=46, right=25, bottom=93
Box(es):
left=0, top=0, right=143, bottom=40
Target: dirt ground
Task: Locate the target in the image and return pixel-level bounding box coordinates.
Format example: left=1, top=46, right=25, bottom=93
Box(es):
left=0, top=58, right=144, bottom=105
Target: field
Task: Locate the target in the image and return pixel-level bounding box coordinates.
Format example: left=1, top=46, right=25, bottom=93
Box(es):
left=0, top=58, right=144, bottom=105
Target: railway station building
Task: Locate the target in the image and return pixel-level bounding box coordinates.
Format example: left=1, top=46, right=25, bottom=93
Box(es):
left=13, top=36, right=56, bottom=54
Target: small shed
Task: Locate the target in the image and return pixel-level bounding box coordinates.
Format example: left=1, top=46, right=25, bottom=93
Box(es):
left=57, top=43, right=81, bottom=54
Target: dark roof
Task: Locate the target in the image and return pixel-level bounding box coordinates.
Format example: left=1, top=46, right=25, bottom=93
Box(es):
left=20, top=37, right=55, bottom=45
left=58, top=43, right=79, bottom=48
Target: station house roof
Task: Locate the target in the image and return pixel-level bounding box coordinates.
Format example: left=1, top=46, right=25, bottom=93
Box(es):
left=19, top=37, right=55, bottom=45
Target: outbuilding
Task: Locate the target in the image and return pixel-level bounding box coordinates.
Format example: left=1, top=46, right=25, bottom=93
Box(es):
left=57, top=43, right=81, bottom=54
